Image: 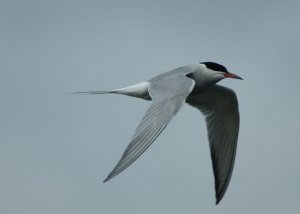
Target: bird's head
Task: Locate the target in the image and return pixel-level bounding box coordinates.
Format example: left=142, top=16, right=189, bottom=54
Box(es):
left=200, top=62, right=243, bottom=81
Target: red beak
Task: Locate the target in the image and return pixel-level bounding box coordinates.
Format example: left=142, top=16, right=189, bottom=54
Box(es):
left=224, top=72, right=243, bottom=80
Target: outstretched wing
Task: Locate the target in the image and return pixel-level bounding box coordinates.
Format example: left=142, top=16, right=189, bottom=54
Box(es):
left=104, top=72, right=195, bottom=182
left=186, top=85, right=240, bottom=204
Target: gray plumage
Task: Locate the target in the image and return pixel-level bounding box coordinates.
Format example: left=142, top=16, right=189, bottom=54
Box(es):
left=76, top=62, right=242, bottom=204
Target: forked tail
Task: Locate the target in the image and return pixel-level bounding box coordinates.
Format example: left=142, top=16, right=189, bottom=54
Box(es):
left=73, top=81, right=151, bottom=100
left=72, top=90, right=115, bottom=95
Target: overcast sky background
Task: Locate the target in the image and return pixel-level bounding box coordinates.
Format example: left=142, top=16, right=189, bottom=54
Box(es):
left=1, top=0, right=300, bottom=213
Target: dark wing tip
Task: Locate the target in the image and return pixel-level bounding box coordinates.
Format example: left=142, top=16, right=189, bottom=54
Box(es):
left=103, top=177, right=109, bottom=183
left=214, top=178, right=230, bottom=205
left=215, top=191, right=224, bottom=205
left=103, top=171, right=116, bottom=183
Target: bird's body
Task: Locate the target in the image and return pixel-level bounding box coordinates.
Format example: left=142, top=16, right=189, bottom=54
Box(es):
left=76, top=62, right=242, bottom=204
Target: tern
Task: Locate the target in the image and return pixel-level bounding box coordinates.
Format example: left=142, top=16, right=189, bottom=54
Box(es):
left=76, top=62, right=242, bottom=204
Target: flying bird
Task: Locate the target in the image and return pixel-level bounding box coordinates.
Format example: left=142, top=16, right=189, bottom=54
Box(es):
left=76, top=62, right=242, bottom=204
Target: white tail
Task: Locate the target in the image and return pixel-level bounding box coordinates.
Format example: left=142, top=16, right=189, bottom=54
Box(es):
left=74, top=81, right=151, bottom=100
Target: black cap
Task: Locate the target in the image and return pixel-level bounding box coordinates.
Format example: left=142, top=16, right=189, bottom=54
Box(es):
left=201, top=62, right=228, bottom=73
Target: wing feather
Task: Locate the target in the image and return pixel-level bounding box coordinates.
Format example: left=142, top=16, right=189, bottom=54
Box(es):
left=103, top=72, right=195, bottom=182
left=186, top=85, right=240, bottom=204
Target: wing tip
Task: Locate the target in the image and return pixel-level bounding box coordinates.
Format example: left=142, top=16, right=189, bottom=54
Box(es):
left=103, top=173, right=115, bottom=183
left=103, top=177, right=109, bottom=183
left=215, top=196, right=222, bottom=205
left=215, top=183, right=228, bottom=205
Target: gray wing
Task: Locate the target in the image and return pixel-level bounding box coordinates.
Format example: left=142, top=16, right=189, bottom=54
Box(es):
left=186, top=85, right=240, bottom=204
left=103, top=73, right=195, bottom=182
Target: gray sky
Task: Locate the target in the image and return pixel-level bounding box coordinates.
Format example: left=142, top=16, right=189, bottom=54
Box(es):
left=1, top=0, right=300, bottom=213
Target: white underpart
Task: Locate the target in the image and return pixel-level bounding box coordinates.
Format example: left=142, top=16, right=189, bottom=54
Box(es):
left=113, top=81, right=150, bottom=99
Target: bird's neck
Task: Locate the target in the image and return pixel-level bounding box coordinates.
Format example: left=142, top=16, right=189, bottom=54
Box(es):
left=187, top=72, right=222, bottom=94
